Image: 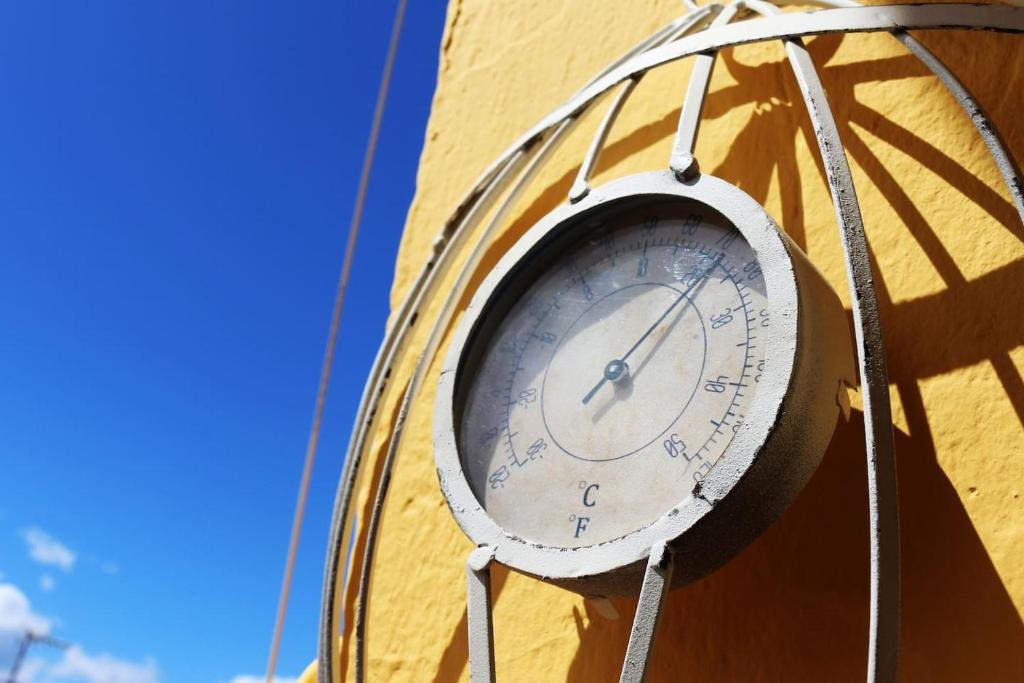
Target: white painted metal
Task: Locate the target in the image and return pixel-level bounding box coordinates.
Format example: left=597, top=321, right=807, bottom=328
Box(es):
left=351, top=119, right=580, bottom=680
left=619, top=541, right=674, bottom=683
left=353, top=380, right=414, bottom=683
left=466, top=546, right=497, bottom=683
left=434, top=170, right=854, bottom=593
left=737, top=2, right=900, bottom=677
left=570, top=80, right=640, bottom=205
left=318, top=147, right=532, bottom=683
left=894, top=31, right=1024, bottom=226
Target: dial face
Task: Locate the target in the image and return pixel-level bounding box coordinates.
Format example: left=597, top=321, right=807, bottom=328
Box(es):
left=456, top=198, right=770, bottom=548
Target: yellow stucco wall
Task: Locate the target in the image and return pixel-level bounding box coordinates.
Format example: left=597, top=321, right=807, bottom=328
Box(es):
left=305, top=2, right=1024, bottom=680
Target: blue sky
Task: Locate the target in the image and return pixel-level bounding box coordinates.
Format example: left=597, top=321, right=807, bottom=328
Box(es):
left=0, top=1, right=446, bottom=681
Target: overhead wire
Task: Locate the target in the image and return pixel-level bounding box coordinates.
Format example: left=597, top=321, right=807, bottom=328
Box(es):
left=264, top=1, right=409, bottom=681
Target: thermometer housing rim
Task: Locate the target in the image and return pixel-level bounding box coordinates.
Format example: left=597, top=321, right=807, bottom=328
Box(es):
left=434, top=170, right=851, bottom=596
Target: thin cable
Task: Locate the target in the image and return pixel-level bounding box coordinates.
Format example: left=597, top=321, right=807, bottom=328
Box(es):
left=265, top=1, right=409, bottom=680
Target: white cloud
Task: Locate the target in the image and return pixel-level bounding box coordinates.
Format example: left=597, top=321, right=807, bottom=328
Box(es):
left=21, top=528, right=76, bottom=572
left=46, top=646, right=158, bottom=683
left=40, top=574, right=56, bottom=592
left=0, top=584, right=52, bottom=678
left=17, top=657, right=47, bottom=683
left=227, top=676, right=297, bottom=683
left=0, top=582, right=51, bottom=634
left=0, top=582, right=157, bottom=683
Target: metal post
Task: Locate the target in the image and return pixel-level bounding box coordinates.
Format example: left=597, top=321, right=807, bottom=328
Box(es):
left=569, top=4, right=722, bottom=203
left=467, top=546, right=497, bottom=683
left=619, top=541, right=674, bottom=683
left=670, top=1, right=745, bottom=178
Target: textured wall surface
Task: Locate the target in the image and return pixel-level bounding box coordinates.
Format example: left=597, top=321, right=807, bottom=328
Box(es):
left=304, top=2, right=1024, bottom=680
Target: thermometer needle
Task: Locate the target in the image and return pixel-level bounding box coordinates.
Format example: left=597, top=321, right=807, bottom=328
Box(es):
left=581, top=254, right=722, bottom=405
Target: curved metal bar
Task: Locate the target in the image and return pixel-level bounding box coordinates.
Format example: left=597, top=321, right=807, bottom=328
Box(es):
left=893, top=30, right=1024, bottom=226
left=569, top=79, right=640, bottom=204
left=744, top=1, right=899, bottom=679
left=353, top=378, right=414, bottom=683
left=480, top=5, right=1024, bottom=164
left=570, top=6, right=723, bottom=203
left=351, top=117, right=578, bottom=681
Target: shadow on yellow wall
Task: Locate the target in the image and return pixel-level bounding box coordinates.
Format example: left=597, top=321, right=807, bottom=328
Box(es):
left=562, top=415, right=1024, bottom=682
left=417, top=32, right=1024, bottom=681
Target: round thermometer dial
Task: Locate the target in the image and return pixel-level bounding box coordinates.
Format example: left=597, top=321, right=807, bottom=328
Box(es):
left=458, top=202, right=764, bottom=547
left=436, top=172, right=853, bottom=594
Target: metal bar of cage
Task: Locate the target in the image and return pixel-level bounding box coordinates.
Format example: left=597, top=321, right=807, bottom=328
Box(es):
left=318, top=4, right=1024, bottom=682
left=757, top=18, right=902, bottom=683
left=348, top=8, right=741, bottom=678
left=570, top=7, right=724, bottom=203
left=466, top=546, right=498, bottom=683
left=893, top=30, right=1024, bottom=225
left=620, top=542, right=675, bottom=682
left=733, top=0, right=900, bottom=677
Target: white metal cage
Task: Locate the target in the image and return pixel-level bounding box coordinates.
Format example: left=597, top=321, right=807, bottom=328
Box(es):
left=317, top=3, right=1024, bottom=681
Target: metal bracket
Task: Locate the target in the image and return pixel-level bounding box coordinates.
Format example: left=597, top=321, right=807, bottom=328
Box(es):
left=669, top=2, right=744, bottom=181
left=619, top=541, right=675, bottom=683
left=467, top=546, right=497, bottom=683
left=569, top=6, right=721, bottom=203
